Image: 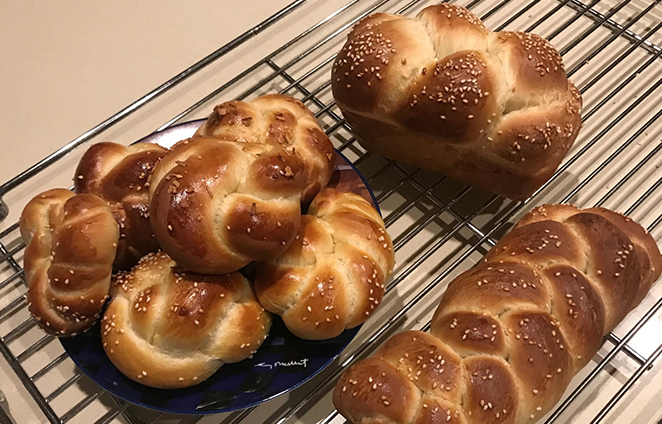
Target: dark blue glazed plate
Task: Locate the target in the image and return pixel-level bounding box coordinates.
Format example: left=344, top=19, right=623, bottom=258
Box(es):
left=60, top=119, right=379, bottom=414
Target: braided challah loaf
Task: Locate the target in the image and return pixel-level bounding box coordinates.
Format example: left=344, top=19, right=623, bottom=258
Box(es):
left=75, top=142, right=167, bottom=269
left=102, top=251, right=272, bottom=388
left=331, top=4, right=582, bottom=200
left=195, top=94, right=336, bottom=203
left=20, top=189, right=119, bottom=336
left=255, top=188, right=394, bottom=340
left=148, top=136, right=307, bottom=274
left=334, top=204, right=661, bottom=424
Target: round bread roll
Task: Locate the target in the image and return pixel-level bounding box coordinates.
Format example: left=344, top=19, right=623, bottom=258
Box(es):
left=255, top=188, right=395, bottom=340
left=331, top=3, right=582, bottom=200
left=148, top=136, right=308, bottom=274
left=195, top=94, right=336, bottom=203
left=20, top=189, right=119, bottom=337
left=102, top=251, right=272, bottom=389
left=75, top=142, right=167, bottom=269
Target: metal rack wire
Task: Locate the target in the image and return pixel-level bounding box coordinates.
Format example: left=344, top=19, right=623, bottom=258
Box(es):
left=1, top=0, right=662, bottom=423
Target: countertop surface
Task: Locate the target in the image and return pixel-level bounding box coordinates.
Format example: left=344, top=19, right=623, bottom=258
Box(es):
left=0, top=1, right=292, bottom=183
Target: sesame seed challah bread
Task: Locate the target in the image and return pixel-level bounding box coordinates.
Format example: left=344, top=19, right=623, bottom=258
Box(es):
left=20, top=189, right=119, bottom=337
left=255, top=188, right=395, bottom=340
left=102, top=251, right=272, bottom=389
left=333, top=204, right=662, bottom=424
left=74, top=142, right=167, bottom=270
left=195, top=94, right=336, bottom=204
left=331, top=4, right=582, bottom=200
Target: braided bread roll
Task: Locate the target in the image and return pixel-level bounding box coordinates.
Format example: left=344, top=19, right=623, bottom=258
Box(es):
left=255, top=188, right=394, bottom=340
left=334, top=204, right=662, bottom=424
left=148, top=136, right=307, bottom=274
left=195, top=94, right=336, bottom=203
left=331, top=4, right=582, bottom=200
left=75, top=142, right=167, bottom=269
left=102, top=251, right=271, bottom=389
left=20, top=189, right=119, bottom=336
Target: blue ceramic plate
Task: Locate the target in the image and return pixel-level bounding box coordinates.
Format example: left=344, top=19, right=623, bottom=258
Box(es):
left=60, top=119, right=379, bottom=414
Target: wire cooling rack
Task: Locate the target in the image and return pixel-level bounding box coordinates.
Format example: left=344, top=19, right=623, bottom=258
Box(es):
left=1, top=0, right=662, bottom=423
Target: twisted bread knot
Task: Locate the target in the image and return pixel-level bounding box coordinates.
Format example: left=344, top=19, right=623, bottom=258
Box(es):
left=195, top=94, right=336, bottom=203
left=334, top=204, right=661, bottom=424
left=148, top=136, right=308, bottom=274
left=20, top=189, right=119, bottom=336
left=255, top=188, right=395, bottom=340
left=75, top=142, right=167, bottom=269
left=331, top=4, right=582, bottom=200
left=102, top=251, right=272, bottom=389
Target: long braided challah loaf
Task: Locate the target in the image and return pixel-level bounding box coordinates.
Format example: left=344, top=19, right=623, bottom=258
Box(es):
left=148, top=136, right=308, bottom=274
left=255, top=188, right=395, bottom=340
left=195, top=94, right=336, bottom=203
left=334, top=204, right=661, bottom=424
left=20, top=189, right=119, bottom=336
left=331, top=4, right=582, bottom=200
left=74, top=142, right=167, bottom=269
left=102, top=251, right=271, bottom=388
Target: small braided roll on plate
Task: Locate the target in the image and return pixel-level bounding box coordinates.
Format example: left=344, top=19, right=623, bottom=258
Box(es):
left=148, top=94, right=336, bottom=275
left=148, top=137, right=308, bottom=275
left=102, top=251, right=271, bottom=389
left=20, top=189, right=119, bottom=336
left=195, top=94, right=336, bottom=203
left=331, top=4, right=582, bottom=200
left=334, top=204, right=661, bottom=424
left=256, top=188, right=395, bottom=340
left=74, top=142, right=167, bottom=269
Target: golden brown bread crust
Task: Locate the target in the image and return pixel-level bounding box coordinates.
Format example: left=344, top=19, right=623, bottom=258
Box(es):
left=102, top=251, right=271, bottom=388
left=20, top=189, right=119, bottom=336
left=148, top=137, right=306, bottom=274
left=195, top=94, right=336, bottom=203
left=331, top=4, right=582, bottom=200
left=74, top=142, right=167, bottom=269
left=255, top=188, right=395, bottom=340
left=334, top=204, right=661, bottom=423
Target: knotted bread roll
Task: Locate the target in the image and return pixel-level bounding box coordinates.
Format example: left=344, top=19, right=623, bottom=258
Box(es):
left=75, top=142, right=167, bottom=269
left=332, top=4, right=582, bottom=200
left=102, top=251, right=272, bottom=389
left=20, top=189, right=119, bottom=336
left=149, top=137, right=307, bottom=274
left=195, top=94, right=336, bottom=203
left=334, top=204, right=661, bottom=424
left=255, top=188, right=394, bottom=340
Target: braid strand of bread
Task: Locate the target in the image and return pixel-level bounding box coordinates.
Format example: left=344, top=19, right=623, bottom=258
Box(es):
left=334, top=204, right=662, bottom=424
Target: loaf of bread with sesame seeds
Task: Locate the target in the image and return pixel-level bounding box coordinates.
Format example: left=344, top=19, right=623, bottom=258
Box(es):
left=334, top=204, right=661, bottom=424
left=20, top=189, right=119, bottom=337
left=255, top=188, right=394, bottom=340
left=74, top=142, right=167, bottom=269
left=195, top=94, right=336, bottom=204
left=102, top=251, right=272, bottom=389
left=331, top=4, right=582, bottom=200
